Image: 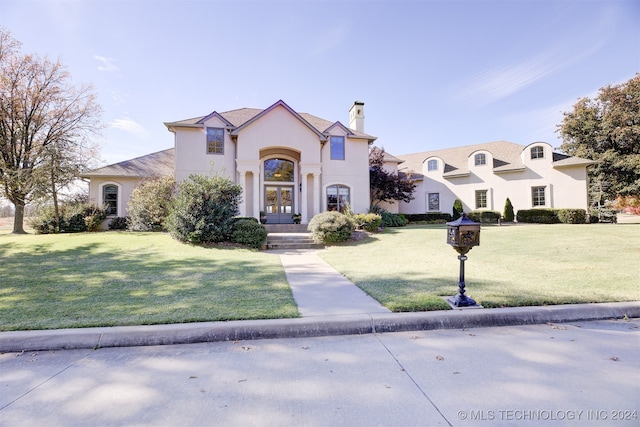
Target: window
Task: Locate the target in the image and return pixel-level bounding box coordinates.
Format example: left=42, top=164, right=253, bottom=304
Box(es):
left=474, top=153, right=486, bottom=166
left=531, top=146, right=544, bottom=159
left=326, top=184, right=350, bottom=212
left=427, top=159, right=438, bottom=171
left=103, top=185, right=118, bottom=216
left=532, top=186, right=546, bottom=206
left=428, top=193, right=440, bottom=211
left=330, top=136, right=345, bottom=160
left=475, top=190, right=487, bottom=209
left=206, top=127, right=224, bottom=154
left=264, top=158, right=294, bottom=182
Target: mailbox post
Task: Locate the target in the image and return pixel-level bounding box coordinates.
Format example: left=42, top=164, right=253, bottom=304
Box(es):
left=446, top=213, right=481, bottom=307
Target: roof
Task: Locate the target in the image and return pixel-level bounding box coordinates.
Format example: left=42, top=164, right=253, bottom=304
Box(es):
left=164, top=100, right=377, bottom=142
left=395, top=141, right=593, bottom=177
left=81, top=148, right=174, bottom=178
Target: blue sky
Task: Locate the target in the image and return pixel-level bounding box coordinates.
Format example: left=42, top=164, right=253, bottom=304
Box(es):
left=3, top=0, right=639, bottom=166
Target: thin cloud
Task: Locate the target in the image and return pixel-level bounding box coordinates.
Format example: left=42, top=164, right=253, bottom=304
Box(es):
left=94, top=55, right=119, bottom=72
left=109, top=117, right=149, bottom=140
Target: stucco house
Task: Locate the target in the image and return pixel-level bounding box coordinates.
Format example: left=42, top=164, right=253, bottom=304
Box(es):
left=392, top=141, right=594, bottom=215
left=84, top=100, right=376, bottom=224
left=83, top=100, right=594, bottom=225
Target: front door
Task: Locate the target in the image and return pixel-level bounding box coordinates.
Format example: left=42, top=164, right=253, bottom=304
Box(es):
left=265, top=186, right=294, bottom=224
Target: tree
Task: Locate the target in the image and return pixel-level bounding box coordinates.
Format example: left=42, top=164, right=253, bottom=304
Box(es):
left=0, top=28, right=102, bottom=233
left=369, top=146, right=416, bottom=209
left=557, top=74, right=640, bottom=205
left=503, top=197, right=515, bottom=222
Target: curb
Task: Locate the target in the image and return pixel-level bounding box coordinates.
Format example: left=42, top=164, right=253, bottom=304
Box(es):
left=1, top=302, right=638, bottom=353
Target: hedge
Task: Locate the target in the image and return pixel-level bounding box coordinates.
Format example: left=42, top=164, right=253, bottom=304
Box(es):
left=404, top=213, right=453, bottom=223
left=516, top=208, right=587, bottom=224
left=467, top=210, right=501, bottom=224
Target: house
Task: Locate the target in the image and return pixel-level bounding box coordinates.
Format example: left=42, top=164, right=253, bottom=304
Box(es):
left=84, top=100, right=377, bottom=224
left=83, top=100, right=594, bottom=226
left=393, top=141, right=594, bottom=215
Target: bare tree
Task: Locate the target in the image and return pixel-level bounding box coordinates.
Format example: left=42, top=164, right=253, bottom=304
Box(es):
left=0, top=28, right=102, bottom=233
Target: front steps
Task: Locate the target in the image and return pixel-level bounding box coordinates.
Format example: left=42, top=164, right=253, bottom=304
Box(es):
left=264, top=224, right=322, bottom=250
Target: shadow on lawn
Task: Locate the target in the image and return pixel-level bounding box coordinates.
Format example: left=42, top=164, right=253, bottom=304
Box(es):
left=0, top=236, right=299, bottom=331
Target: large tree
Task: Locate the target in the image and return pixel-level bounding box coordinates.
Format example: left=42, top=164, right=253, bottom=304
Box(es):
left=557, top=74, right=640, bottom=205
left=0, top=29, right=101, bottom=233
left=369, top=146, right=416, bottom=209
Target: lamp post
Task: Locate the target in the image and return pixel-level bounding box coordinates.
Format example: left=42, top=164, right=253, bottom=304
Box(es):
left=446, top=213, right=481, bottom=307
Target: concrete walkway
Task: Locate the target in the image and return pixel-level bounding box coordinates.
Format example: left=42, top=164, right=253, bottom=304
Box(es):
left=275, top=249, right=390, bottom=317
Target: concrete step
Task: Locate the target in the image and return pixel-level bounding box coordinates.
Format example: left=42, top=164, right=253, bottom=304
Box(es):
left=264, top=224, right=308, bottom=233
left=265, top=232, right=323, bottom=250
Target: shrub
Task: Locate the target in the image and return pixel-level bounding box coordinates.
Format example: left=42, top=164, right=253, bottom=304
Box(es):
left=516, top=209, right=560, bottom=224
left=557, top=209, right=587, bottom=224
left=403, top=213, right=452, bottom=223
left=381, top=211, right=407, bottom=227
left=352, top=213, right=382, bottom=232
left=453, top=199, right=463, bottom=220
left=108, top=216, right=129, bottom=230
left=128, top=176, right=176, bottom=231
left=307, top=211, right=354, bottom=244
left=503, top=198, right=515, bottom=222
left=467, top=210, right=501, bottom=224
left=588, top=209, right=600, bottom=223
left=29, top=203, right=107, bottom=234
left=231, top=219, right=267, bottom=248
left=166, top=174, right=242, bottom=244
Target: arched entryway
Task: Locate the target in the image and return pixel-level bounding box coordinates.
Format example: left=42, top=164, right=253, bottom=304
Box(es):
left=263, top=157, right=296, bottom=224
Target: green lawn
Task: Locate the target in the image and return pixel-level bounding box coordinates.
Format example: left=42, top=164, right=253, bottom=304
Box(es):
left=1, top=224, right=638, bottom=332
left=318, top=223, right=640, bottom=311
left=0, top=232, right=298, bottom=331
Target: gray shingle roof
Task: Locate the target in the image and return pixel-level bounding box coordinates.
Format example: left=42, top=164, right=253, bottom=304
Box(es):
left=395, top=141, right=592, bottom=177
left=165, top=103, right=376, bottom=141
left=82, top=148, right=174, bottom=178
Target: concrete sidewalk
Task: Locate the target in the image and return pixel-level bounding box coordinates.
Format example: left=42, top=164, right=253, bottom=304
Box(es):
left=1, top=248, right=639, bottom=353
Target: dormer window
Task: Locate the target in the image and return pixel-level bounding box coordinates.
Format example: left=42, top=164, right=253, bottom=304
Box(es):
left=531, top=146, right=544, bottom=159
left=474, top=153, right=486, bottom=166
left=427, top=159, right=438, bottom=171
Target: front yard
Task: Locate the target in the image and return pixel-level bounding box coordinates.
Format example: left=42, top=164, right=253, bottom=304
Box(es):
left=1, top=223, right=638, bottom=331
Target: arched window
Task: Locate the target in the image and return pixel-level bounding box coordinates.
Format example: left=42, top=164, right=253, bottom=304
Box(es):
left=427, top=159, right=438, bottom=171
left=326, top=185, right=350, bottom=212
left=264, top=159, right=294, bottom=182
left=103, top=185, right=118, bottom=216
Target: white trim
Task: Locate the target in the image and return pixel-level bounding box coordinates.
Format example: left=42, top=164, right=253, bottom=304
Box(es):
left=98, top=181, right=123, bottom=217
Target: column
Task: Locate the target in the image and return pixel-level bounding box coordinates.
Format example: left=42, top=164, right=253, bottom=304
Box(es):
left=313, top=173, right=320, bottom=217
left=253, top=171, right=260, bottom=219
left=238, top=171, right=247, bottom=216
left=301, top=173, right=308, bottom=223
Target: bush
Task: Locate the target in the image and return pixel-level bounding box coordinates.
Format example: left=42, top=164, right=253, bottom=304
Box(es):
left=352, top=213, right=382, bottom=232
left=307, top=211, right=354, bottom=244
left=503, top=198, right=515, bottom=222
left=467, top=210, right=501, bottom=224
left=29, top=203, right=107, bottom=234
left=381, top=211, right=407, bottom=227
left=453, top=199, right=463, bottom=220
left=403, top=213, right=452, bottom=223
left=230, top=219, right=267, bottom=248
left=128, top=176, right=176, bottom=231
left=516, top=209, right=560, bottom=224
left=108, top=217, right=129, bottom=230
left=557, top=209, right=587, bottom=224
left=166, top=174, right=242, bottom=244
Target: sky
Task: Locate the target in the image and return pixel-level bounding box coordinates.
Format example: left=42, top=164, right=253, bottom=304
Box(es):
left=2, top=0, right=639, bottom=167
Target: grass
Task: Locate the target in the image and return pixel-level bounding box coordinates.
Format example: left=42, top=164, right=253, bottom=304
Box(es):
left=0, top=232, right=298, bottom=331
left=318, top=224, right=640, bottom=311
left=1, top=223, right=638, bottom=332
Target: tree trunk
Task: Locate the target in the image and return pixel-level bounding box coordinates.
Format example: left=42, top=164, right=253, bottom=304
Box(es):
left=12, top=199, right=26, bottom=234
left=51, top=169, right=60, bottom=232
